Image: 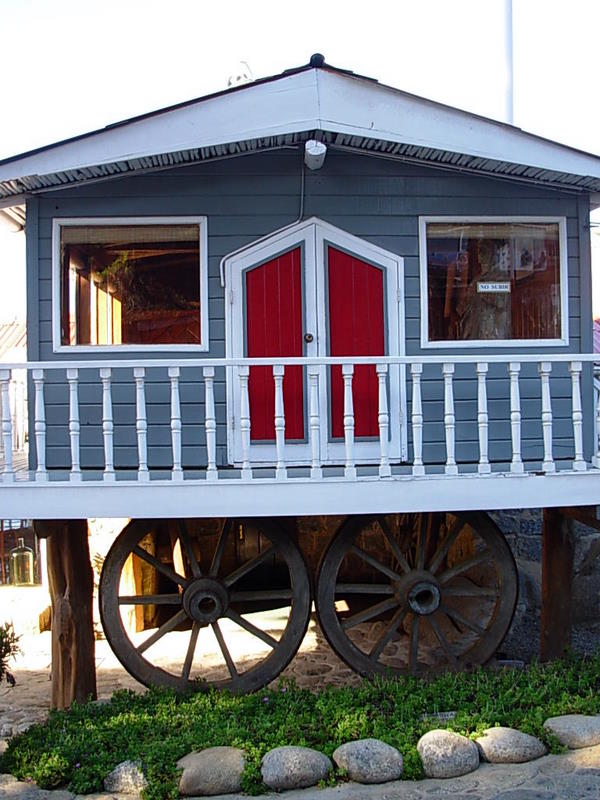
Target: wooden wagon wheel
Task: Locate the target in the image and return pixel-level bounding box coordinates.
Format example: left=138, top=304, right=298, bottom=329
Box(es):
left=99, top=517, right=311, bottom=693
left=315, top=512, right=517, bottom=677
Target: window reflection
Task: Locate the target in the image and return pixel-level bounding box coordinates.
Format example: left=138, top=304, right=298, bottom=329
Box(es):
left=61, top=224, right=201, bottom=346
left=426, top=222, right=562, bottom=342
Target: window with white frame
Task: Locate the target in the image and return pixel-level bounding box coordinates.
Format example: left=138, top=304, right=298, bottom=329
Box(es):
left=420, top=218, right=568, bottom=346
left=54, top=217, right=208, bottom=349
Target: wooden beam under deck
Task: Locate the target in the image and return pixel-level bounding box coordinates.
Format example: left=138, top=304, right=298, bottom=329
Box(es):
left=540, top=508, right=575, bottom=662
left=556, top=505, right=600, bottom=532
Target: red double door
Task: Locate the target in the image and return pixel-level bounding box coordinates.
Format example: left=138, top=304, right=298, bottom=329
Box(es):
left=243, top=244, right=400, bottom=465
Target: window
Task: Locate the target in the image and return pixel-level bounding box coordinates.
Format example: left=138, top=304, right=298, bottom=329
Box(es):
left=53, top=217, right=208, bottom=350
left=419, top=217, right=568, bottom=347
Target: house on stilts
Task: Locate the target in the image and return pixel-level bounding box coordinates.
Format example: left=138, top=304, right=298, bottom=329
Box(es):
left=1, top=54, right=600, bottom=699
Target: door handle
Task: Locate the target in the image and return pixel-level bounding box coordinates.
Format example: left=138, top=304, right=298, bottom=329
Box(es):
left=304, top=333, right=314, bottom=343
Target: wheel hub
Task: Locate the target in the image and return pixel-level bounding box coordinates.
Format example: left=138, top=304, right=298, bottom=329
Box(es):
left=407, top=580, right=441, bottom=615
left=394, top=569, right=441, bottom=616
left=182, top=578, right=229, bottom=624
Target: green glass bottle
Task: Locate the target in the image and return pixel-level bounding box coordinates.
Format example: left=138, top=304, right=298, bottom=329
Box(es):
left=9, top=537, right=34, bottom=586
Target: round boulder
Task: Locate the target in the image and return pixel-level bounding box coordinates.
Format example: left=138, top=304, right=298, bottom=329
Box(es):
left=417, top=729, right=479, bottom=778
left=261, top=745, right=332, bottom=790
left=543, top=715, right=600, bottom=749
left=177, top=746, right=245, bottom=796
left=476, top=727, right=547, bottom=763
left=103, top=760, right=148, bottom=794
left=333, top=738, right=403, bottom=783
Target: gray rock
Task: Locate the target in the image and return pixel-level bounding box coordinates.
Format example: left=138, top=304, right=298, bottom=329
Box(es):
left=544, top=714, right=600, bottom=749
left=73, top=795, right=126, bottom=799
left=417, top=729, right=479, bottom=778
left=0, top=739, right=7, bottom=755
left=103, top=760, right=147, bottom=795
left=177, top=746, right=245, bottom=796
left=332, top=738, right=403, bottom=783
left=73, top=795, right=124, bottom=799
left=0, top=776, right=70, bottom=799
left=261, top=745, right=332, bottom=790
left=476, top=727, right=547, bottom=763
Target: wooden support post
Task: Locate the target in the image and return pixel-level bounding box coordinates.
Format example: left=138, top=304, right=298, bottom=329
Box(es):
left=540, top=508, right=574, bottom=662
left=34, top=520, right=96, bottom=709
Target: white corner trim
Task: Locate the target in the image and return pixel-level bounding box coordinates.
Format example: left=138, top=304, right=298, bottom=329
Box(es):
left=52, top=216, right=209, bottom=353
left=418, top=215, right=570, bottom=350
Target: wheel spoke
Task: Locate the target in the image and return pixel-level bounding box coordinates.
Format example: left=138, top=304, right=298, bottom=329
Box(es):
left=349, top=545, right=402, bottom=581
left=440, top=604, right=486, bottom=636
left=210, top=520, right=232, bottom=577
left=211, top=620, right=239, bottom=681
left=427, top=613, right=458, bottom=665
left=229, top=589, right=293, bottom=602
left=377, top=518, right=411, bottom=574
left=181, top=622, right=200, bottom=681
left=427, top=515, right=466, bottom=575
left=341, top=596, right=398, bottom=631
left=178, top=520, right=201, bottom=578
left=132, top=545, right=187, bottom=588
left=223, top=546, right=275, bottom=588
left=409, top=614, right=420, bottom=673
left=137, top=609, right=188, bottom=655
left=438, top=551, right=489, bottom=584
left=442, top=584, right=499, bottom=598
left=416, top=514, right=427, bottom=570
left=369, top=604, right=408, bottom=661
left=118, top=594, right=182, bottom=606
left=226, top=608, right=278, bottom=648
left=335, top=583, right=394, bottom=595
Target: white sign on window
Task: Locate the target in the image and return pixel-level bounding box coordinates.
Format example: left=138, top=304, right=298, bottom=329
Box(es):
left=477, top=281, right=511, bottom=294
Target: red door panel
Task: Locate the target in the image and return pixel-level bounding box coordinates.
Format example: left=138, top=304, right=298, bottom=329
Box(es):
left=245, top=248, right=304, bottom=441
left=328, top=247, right=384, bottom=438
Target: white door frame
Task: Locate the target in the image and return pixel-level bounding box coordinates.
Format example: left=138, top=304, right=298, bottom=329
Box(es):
left=224, top=217, right=407, bottom=467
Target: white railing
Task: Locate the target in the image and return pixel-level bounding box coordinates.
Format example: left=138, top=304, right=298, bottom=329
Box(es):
left=0, top=370, right=27, bottom=456
left=0, top=355, right=598, bottom=485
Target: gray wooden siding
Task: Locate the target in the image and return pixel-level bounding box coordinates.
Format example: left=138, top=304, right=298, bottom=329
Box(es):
left=28, top=151, right=592, bottom=470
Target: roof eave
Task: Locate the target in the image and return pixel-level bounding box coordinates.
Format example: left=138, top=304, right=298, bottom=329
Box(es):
left=1, top=67, right=599, bottom=201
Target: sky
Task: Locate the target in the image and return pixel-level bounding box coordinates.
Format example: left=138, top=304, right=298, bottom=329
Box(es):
left=1, top=0, right=599, bottom=321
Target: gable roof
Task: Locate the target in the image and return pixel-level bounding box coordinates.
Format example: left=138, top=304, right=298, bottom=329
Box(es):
left=1, top=57, right=600, bottom=211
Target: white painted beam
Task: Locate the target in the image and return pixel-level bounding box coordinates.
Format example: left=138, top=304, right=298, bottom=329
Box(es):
left=2, top=471, right=600, bottom=520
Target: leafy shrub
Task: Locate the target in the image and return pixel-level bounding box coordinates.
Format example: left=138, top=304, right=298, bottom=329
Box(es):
left=0, top=621, right=20, bottom=685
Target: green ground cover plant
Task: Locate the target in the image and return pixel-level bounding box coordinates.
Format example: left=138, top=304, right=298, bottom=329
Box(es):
left=1, top=654, right=599, bottom=800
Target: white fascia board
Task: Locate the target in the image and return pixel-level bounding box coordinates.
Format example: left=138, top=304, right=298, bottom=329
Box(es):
left=0, top=71, right=322, bottom=182
left=2, top=67, right=600, bottom=185
left=316, top=72, right=600, bottom=180
left=2, top=471, right=600, bottom=519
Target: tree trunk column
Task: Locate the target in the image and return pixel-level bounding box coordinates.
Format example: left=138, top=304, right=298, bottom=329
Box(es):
left=34, top=520, right=97, bottom=709
left=540, top=508, right=574, bottom=661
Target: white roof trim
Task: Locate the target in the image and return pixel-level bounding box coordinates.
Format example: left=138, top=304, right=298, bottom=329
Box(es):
left=1, top=67, right=599, bottom=196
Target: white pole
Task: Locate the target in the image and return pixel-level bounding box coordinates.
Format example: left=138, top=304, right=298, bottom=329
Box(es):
left=504, top=0, right=514, bottom=124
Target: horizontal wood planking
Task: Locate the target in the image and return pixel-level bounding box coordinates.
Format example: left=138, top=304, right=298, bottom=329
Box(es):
left=33, top=151, right=589, bottom=469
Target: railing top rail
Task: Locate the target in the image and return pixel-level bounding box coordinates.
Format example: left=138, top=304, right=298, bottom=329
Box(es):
left=1, top=354, right=600, bottom=371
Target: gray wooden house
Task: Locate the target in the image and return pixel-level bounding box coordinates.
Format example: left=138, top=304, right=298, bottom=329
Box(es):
left=1, top=55, right=599, bottom=697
